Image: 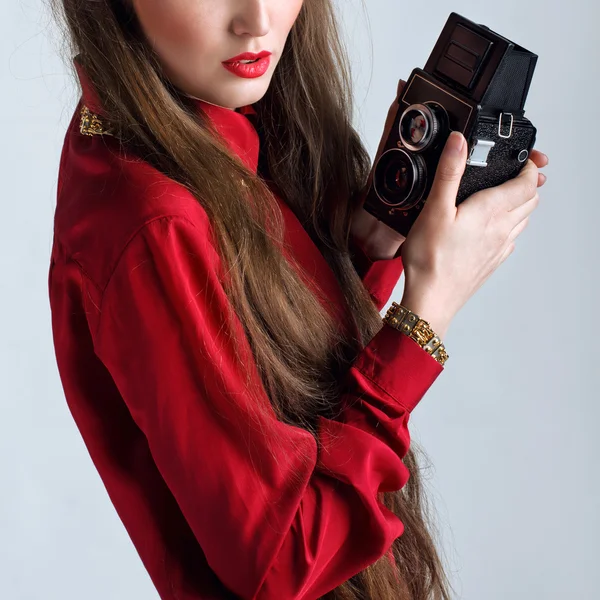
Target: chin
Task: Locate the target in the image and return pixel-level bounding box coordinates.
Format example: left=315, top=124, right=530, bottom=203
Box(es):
left=228, top=91, right=268, bottom=110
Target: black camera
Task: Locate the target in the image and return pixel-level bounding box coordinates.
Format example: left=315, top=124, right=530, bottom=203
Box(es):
left=363, top=12, right=538, bottom=237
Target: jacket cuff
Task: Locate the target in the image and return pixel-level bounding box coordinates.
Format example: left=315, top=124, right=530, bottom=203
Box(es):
left=353, top=324, right=444, bottom=414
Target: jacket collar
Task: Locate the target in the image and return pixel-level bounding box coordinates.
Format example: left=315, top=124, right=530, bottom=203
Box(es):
left=72, top=55, right=260, bottom=174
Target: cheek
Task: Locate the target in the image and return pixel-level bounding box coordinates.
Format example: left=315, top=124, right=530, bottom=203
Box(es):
left=286, top=0, right=304, bottom=30
left=132, top=0, right=208, bottom=51
left=276, top=0, right=303, bottom=51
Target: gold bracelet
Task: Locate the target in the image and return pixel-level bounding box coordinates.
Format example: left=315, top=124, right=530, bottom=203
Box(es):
left=382, top=302, right=449, bottom=366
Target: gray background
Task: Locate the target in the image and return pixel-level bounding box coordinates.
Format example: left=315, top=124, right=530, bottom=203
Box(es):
left=2, top=0, right=598, bottom=598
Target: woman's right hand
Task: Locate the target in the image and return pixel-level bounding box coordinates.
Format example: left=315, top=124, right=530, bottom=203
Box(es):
left=399, top=131, right=542, bottom=339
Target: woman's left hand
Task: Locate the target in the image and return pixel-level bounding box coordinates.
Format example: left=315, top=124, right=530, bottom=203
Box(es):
left=350, top=79, right=550, bottom=261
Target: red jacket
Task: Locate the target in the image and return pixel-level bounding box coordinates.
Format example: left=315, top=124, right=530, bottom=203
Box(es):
left=48, top=56, right=444, bottom=600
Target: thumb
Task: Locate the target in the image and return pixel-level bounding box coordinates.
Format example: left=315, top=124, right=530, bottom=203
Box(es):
left=426, top=131, right=468, bottom=212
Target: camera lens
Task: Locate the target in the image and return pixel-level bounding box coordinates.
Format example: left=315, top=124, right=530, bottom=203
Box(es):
left=373, top=148, right=427, bottom=210
left=399, top=103, right=447, bottom=152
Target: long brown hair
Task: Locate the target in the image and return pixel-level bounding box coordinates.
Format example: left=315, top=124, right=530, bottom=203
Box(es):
left=50, top=0, right=454, bottom=597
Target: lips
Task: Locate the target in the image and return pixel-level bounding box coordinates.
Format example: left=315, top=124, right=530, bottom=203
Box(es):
left=223, top=50, right=272, bottom=63
left=222, top=56, right=271, bottom=79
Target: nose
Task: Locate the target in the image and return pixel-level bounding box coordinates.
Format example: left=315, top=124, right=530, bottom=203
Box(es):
left=230, top=0, right=270, bottom=38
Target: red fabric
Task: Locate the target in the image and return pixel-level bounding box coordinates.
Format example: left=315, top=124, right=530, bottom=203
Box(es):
left=48, top=56, right=444, bottom=600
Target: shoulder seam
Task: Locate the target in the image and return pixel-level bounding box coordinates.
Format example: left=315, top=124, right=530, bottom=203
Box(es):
left=93, top=214, right=202, bottom=343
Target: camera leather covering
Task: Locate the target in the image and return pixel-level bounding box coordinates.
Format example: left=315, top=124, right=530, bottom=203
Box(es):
left=425, top=12, right=538, bottom=114
left=435, top=24, right=493, bottom=89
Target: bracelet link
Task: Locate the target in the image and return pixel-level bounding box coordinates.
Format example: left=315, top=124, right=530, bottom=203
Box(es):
left=409, top=319, right=436, bottom=347
left=383, top=302, right=449, bottom=366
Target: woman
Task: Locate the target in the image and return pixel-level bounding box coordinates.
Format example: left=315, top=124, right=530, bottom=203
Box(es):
left=47, top=1, right=548, bottom=598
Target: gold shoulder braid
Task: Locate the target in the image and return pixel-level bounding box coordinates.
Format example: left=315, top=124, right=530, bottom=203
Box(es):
left=383, top=302, right=449, bottom=366
left=79, top=104, right=114, bottom=137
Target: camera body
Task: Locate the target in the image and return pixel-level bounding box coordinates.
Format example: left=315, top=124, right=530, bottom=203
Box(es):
left=363, top=12, right=538, bottom=237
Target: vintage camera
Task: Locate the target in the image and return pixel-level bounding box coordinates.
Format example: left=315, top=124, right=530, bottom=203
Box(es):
left=363, top=12, right=538, bottom=237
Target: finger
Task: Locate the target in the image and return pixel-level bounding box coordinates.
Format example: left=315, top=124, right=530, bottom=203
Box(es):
left=494, top=158, right=539, bottom=212
left=397, top=78, right=407, bottom=97
left=506, top=191, right=540, bottom=229
left=529, top=149, right=548, bottom=168
left=538, top=173, right=547, bottom=187
left=499, top=242, right=516, bottom=264
left=375, top=109, right=400, bottom=161
left=375, top=80, right=408, bottom=161
left=506, top=215, right=530, bottom=244
left=427, top=131, right=468, bottom=214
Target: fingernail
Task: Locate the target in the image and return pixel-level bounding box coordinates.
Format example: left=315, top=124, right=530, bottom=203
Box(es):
left=447, top=131, right=465, bottom=153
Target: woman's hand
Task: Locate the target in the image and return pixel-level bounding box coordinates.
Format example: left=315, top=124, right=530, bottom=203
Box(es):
left=400, top=132, right=545, bottom=339
left=350, top=79, right=550, bottom=261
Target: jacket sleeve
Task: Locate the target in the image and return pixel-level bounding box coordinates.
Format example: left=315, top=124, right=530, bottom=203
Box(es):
left=92, top=215, right=443, bottom=600
left=349, top=233, right=405, bottom=312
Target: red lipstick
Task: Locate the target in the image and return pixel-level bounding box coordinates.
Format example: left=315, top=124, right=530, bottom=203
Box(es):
left=222, top=51, right=272, bottom=79
left=224, top=50, right=271, bottom=63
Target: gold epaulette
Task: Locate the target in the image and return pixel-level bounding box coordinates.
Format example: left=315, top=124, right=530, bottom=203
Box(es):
left=79, top=104, right=114, bottom=137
